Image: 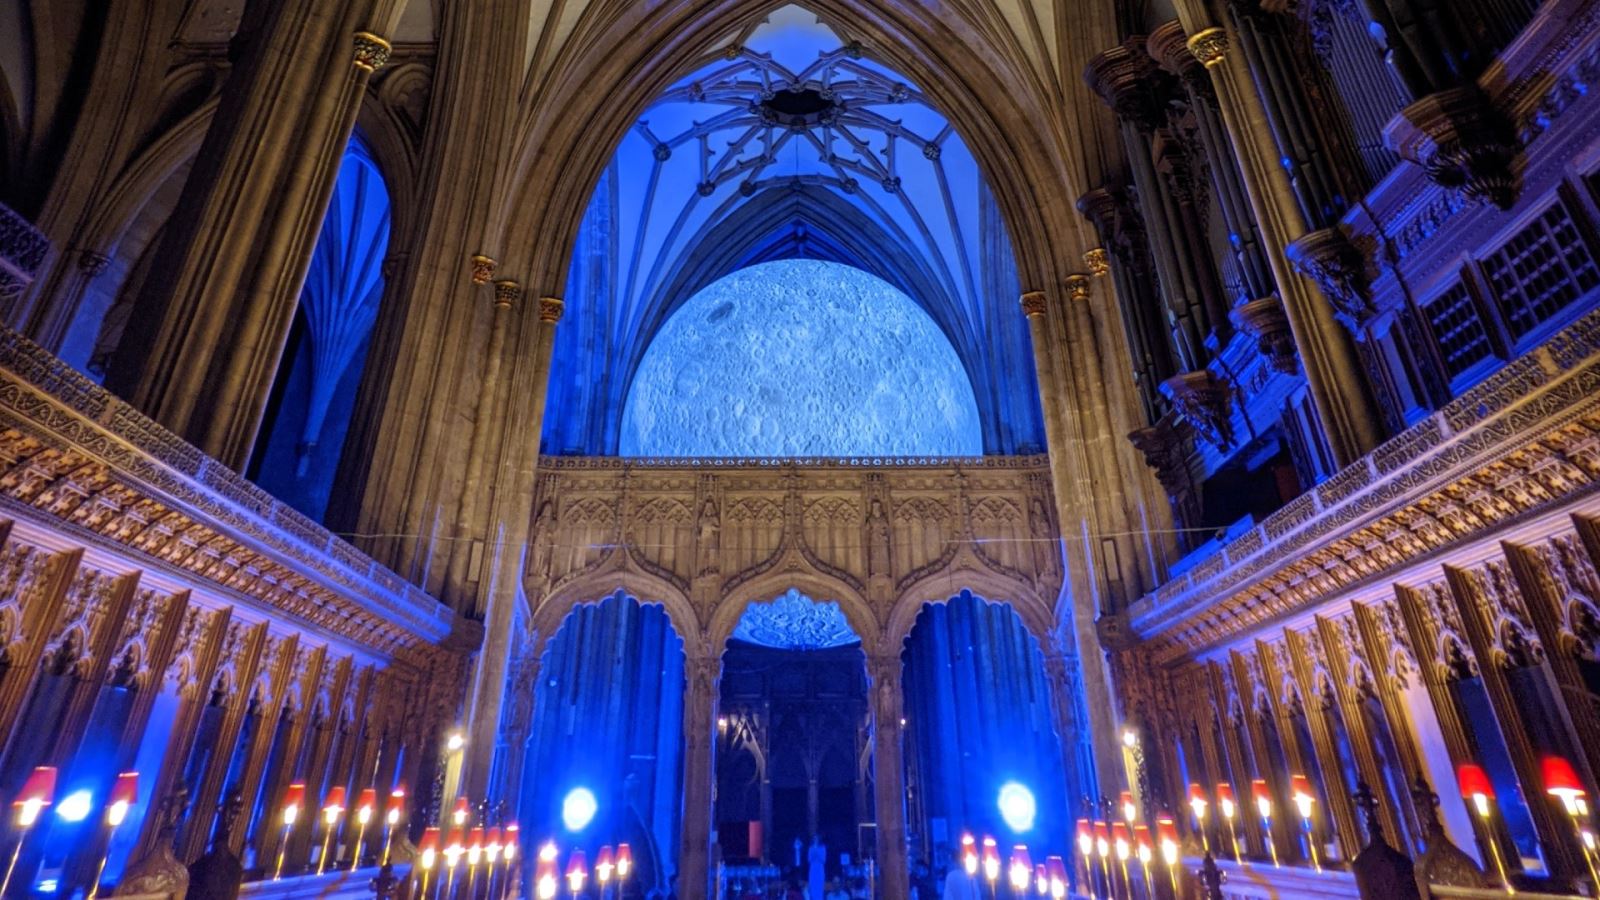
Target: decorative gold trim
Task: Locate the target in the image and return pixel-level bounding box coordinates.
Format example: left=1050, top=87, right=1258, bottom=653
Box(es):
left=352, top=31, right=392, bottom=73
left=492, top=280, right=521, bottom=309
left=1020, top=291, right=1048, bottom=318
left=538, top=297, right=565, bottom=323
left=1084, top=248, right=1111, bottom=277
left=1066, top=274, right=1093, bottom=302
left=1186, top=27, right=1228, bottom=69
left=469, top=254, right=496, bottom=285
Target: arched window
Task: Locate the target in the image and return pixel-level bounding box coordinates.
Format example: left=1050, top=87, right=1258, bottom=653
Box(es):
left=251, top=137, right=390, bottom=521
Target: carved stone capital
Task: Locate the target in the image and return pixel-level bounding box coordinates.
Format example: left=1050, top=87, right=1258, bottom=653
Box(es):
left=1066, top=274, right=1093, bottom=303
left=469, top=254, right=496, bottom=285
left=1287, top=226, right=1375, bottom=334
left=1084, top=248, right=1111, bottom=277
left=1186, top=27, right=1228, bottom=69
left=352, top=31, right=392, bottom=73
left=1385, top=86, right=1519, bottom=210
left=1085, top=38, right=1171, bottom=129
left=1020, top=291, right=1048, bottom=319
left=1077, top=185, right=1144, bottom=260
left=1149, top=20, right=1209, bottom=91
left=1160, top=370, right=1234, bottom=450
left=538, top=296, right=565, bottom=323
left=1230, top=295, right=1298, bottom=375
left=1097, top=611, right=1136, bottom=652
left=492, top=280, right=521, bottom=309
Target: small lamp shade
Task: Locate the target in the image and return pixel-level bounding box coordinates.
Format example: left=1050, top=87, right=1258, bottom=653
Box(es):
left=1457, top=764, right=1494, bottom=800
left=417, top=827, right=440, bottom=870
left=503, top=823, right=519, bottom=862
left=467, top=825, right=484, bottom=852
left=386, top=787, right=405, bottom=824
left=1251, top=779, right=1273, bottom=817
left=1216, top=783, right=1237, bottom=817
left=615, top=842, right=632, bottom=878
left=1133, top=824, right=1152, bottom=853
left=356, top=788, right=378, bottom=821
left=1112, top=822, right=1131, bottom=859
left=1290, top=775, right=1313, bottom=800
left=1188, top=783, right=1208, bottom=808
left=108, top=771, right=139, bottom=826
left=452, top=796, right=470, bottom=825
left=982, top=835, right=1000, bottom=881
left=323, top=786, right=347, bottom=813
left=1075, top=819, right=1093, bottom=856
left=1046, top=856, right=1068, bottom=898
left=16, top=766, right=56, bottom=807
left=1542, top=756, right=1586, bottom=799
left=1009, top=845, right=1032, bottom=890
left=596, top=845, right=614, bottom=882
left=486, top=826, right=503, bottom=854
left=566, top=849, right=588, bottom=891
left=282, top=783, right=305, bottom=825
left=1034, top=863, right=1047, bottom=895
left=1093, top=821, right=1111, bottom=858
left=1120, top=790, right=1137, bottom=821
left=1157, top=816, right=1180, bottom=866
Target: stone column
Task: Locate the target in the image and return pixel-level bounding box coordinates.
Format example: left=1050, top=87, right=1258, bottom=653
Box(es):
left=680, top=655, right=721, bottom=899
left=867, top=655, right=909, bottom=900
left=1179, top=22, right=1384, bottom=467
left=462, top=296, right=564, bottom=800
left=1044, top=653, right=1097, bottom=812
left=444, top=278, right=518, bottom=612
left=106, top=1, right=395, bottom=470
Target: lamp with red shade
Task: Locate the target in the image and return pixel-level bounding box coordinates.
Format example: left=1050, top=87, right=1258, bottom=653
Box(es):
left=350, top=787, right=378, bottom=871
left=382, top=787, right=405, bottom=864
left=274, top=783, right=306, bottom=880
left=85, top=772, right=138, bottom=900
left=1251, top=779, right=1280, bottom=867
left=1187, top=783, right=1211, bottom=851
left=1216, top=783, right=1243, bottom=861
left=414, top=827, right=439, bottom=899
left=317, top=786, right=346, bottom=875
left=1542, top=755, right=1600, bottom=892
left=1289, top=774, right=1321, bottom=871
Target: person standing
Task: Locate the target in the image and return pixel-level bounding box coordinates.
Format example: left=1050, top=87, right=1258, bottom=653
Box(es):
left=808, top=838, right=827, bottom=900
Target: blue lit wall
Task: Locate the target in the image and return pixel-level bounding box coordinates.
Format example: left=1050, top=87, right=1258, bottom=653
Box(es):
left=900, top=592, right=1077, bottom=872
left=519, top=593, right=685, bottom=894
left=620, top=260, right=982, bottom=458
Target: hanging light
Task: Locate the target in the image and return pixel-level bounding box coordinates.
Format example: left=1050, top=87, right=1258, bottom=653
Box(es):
left=1008, top=845, right=1032, bottom=891
left=596, top=845, right=615, bottom=883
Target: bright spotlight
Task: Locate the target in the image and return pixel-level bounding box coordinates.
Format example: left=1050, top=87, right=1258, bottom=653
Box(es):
left=561, top=787, right=598, bottom=832
left=57, top=790, right=94, bottom=823
left=998, top=782, right=1037, bottom=833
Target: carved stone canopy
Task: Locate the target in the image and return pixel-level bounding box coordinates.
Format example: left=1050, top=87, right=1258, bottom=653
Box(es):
left=1386, top=85, right=1519, bottom=211
left=1230, top=295, right=1298, bottom=375
left=1161, top=370, right=1234, bottom=450
left=730, top=588, right=859, bottom=651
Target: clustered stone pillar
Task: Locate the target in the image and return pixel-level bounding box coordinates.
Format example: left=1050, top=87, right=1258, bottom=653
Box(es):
left=868, top=655, right=910, bottom=900
left=105, top=0, right=395, bottom=470
left=680, top=655, right=721, bottom=899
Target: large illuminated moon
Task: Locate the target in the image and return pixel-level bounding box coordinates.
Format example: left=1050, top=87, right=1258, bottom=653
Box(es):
left=620, top=259, right=982, bottom=458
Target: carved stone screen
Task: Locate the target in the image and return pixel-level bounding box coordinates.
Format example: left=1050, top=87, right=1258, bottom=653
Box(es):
left=619, top=259, right=982, bottom=458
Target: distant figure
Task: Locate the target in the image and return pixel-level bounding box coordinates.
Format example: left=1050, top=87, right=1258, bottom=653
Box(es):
left=795, top=838, right=804, bottom=870
left=808, top=838, right=827, bottom=900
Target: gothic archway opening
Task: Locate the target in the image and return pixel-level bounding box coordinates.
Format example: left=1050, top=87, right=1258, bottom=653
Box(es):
left=519, top=592, right=687, bottom=895
left=541, top=3, right=1044, bottom=459
left=716, top=589, right=872, bottom=895
left=899, top=590, right=1077, bottom=897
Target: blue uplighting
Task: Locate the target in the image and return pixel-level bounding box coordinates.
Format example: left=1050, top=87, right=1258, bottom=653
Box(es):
left=57, top=789, right=93, bottom=823
left=997, top=782, right=1036, bottom=833
left=562, top=787, right=598, bottom=832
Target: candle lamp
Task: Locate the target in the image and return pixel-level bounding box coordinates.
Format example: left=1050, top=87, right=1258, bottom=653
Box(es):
left=1251, top=779, right=1279, bottom=867
left=383, top=787, right=405, bottom=864
left=501, top=824, right=520, bottom=900
left=274, top=783, right=305, bottom=880
left=1157, top=816, right=1181, bottom=898
left=1120, top=790, right=1137, bottom=824
left=597, top=844, right=615, bottom=891
left=1289, top=774, right=1320, bottom=872
left=86, top=771, right=138, bottom=900
left=615, top=841, right=632, bottom=882
left=452, top=795, right=471, bottom=828
left=536, top=841, right=559, bottom=900
left=349, top=787, right=376, bottom=871
left=962, top=832, right=980, bottom=877
left=1112, top=822, right=1132, bottom=898
left=317, top=786, right=346, bottom=875
left=1093, top=821, right=1112, bottom=899
left=1046, top=855, right=1068, bottom=900
left=1542, top=755, right=1600, bottom=892
left=566, top=849, right=588, bottom=893
left=1075, top=820, right=1095, bottom=899
left=466, top=825, right=485, bottom=898
left=415, top=828, right=439, bottom=900
left=1033, top=862, right=1047, bottom=896
left=443, top=827, right=465, bottom=900
left=1456, top=763, right=1512, bottom=894
left=1188, top=783, right=1210, bottom=852
left=1216, top=782, right=1242, bottom=862
left=1009, top=844, right=1032, bottom=893
left=982, top=835, right=1001, bottom=895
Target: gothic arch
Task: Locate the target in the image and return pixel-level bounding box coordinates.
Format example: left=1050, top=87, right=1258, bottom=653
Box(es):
left=532, top=571, right=699, bottom=660
left=498, top=0, right=1101, bottom=297
left=711, top=570, right=878, bottom=657
left=887, top=563, right=1053, bottom=649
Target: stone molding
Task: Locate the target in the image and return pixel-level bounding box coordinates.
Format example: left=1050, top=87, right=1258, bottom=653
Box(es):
left=0, top=327, right=451, bottom=662
left=1130, top=306, right=1600, bottom=660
